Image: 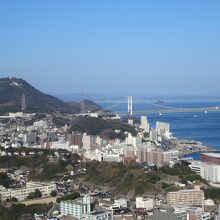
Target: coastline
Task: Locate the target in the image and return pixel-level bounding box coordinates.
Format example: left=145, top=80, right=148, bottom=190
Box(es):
left=177, top=139, right=217, bottom=160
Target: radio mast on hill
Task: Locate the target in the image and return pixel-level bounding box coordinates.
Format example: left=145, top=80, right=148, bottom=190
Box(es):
left=21, top=93, right=26, bottom=112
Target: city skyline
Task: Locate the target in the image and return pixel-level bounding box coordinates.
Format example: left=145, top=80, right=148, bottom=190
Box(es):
left=0, top=0, right=220, bottom=96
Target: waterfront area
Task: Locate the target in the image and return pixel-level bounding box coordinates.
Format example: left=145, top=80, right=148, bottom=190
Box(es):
left=0, top=98, right=220, bottom=219
left=1, top=0, right=220, bottom=219
left=0, top=79, right=219, bottom=219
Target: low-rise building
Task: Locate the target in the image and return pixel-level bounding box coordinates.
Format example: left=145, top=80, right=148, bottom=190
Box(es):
left=0, top=182, right=56, bottom=201
left=175, top=206, right=210, bottom=220
left=82, top=211, right=113, bottom=220
left=112, top=198, right=127, bottom=209
left=146, top=206, right=187, bottom=220
left=136, top=197, right=154, bottom=211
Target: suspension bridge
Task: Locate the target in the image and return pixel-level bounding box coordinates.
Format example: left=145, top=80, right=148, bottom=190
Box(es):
left=95, top=96, right=220, bottom=116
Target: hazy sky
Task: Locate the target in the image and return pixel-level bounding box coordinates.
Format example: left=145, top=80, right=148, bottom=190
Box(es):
left=0, top=0, right=219, bottom=96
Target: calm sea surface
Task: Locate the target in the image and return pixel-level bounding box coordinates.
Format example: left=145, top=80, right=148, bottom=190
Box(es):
left=99, top=101, right=220, bottom=151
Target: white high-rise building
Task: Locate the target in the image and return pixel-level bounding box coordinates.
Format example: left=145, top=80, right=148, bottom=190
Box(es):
left=140, top=116, right=150, bottom=133
left=156, top=122, right=170, bottom=137
left=189, top=161, right=220, bottom=183
left=125, top=133, right=142, bottom=155
left=82, top=133, right=97, bottom=150
left=150, top=129, right=158, bottom=142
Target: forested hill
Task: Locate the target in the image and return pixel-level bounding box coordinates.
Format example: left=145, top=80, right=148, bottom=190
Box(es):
left=0, top=77, right=101, bottom=114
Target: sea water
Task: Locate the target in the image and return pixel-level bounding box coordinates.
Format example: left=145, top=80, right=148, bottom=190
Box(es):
left=99, top=101, right=220, bottom=151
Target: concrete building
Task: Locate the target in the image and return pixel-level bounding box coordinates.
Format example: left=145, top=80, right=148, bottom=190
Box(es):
left=123, top=145, right=136, bottom=164
left=136, top=197, right=154, bottom=211
left=112, top=198, right=127, bottom=209
left=82, top=211, right=113, bottom=220
left=33, top=120, right=48, bottom=128
left=150, top=129, right=158, bottom=142
left=0, top=182, right=56, bottom=201
left=102, top=152, right=122, bottom=163
left=175, top=206, right=210, bottom=220
left=201, top=153, right=220, bottom=165
left=95, top=136, right=103, bottom=146
left=146, top=206, right=187, bottom=220
left=140, top=116, right=150, bottom=133
left=137, top=144, right=171, bottom=165
left=68, top=132, right=83, bottom=148
left=47, top=132, right=58, bottom=142
left=167, top=186, right=204, bottom=210
left=125, top=133, right=142, bottom=155
left=128, top=119, right=133, bottom=125
left=83, top=133, right=97, bottom=151
left=189, top=161, right=220, bottom=183
left=60, top=195, right=92, bottom=219
left=22, top=132, right=36, bottom=147
left=156, top=122, right=170, bottom=137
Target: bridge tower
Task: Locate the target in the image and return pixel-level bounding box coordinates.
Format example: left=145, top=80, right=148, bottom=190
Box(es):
left=128, top=96, right=133, bottom=116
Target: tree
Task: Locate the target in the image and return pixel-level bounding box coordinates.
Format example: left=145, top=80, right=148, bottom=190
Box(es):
left=28, top=189, right=42, bottom=200
left=11, top=197, right=18, bottom=202
left=27, top=192, right=35, bottom=200
left=56, top=192, right=80, bottom=203
left=34, top=189, right=42, bottom=198
left=0, top=172, right=10, bottom=188
left=50, top=190, right=57, bottom=197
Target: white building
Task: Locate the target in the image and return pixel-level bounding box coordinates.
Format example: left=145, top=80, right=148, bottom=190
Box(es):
left=83, top=133, right=97, bottom=151
left=60, top=195, right=92, bottom=219
left=112, top=198, right=127, bottom=209
left=33, top=120, right=48, bottom=128
left=103, top=152, right=122, bottom=163
left=136, top=197, right=154, bottom=211
left=0, top=182, right=56, bottom=201
left=50, top=141, right=70, bottom=150
left=128, top=119, right=133, bottom=125
left=156, top=122, right=170, bottom=137
left=140, top=116, right=150, bottom=133
left=83, top=211, right=113, bottom=220
left=125, top=133, right=142, bottom=155
left=189, top=161, right=220, bottom=183
left=150, top=129, right=158, bottom=142
left=174, top=206, right=210, bottom=220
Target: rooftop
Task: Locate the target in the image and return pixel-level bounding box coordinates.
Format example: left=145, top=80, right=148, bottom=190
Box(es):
left=202, top=152, right=220, bottom=158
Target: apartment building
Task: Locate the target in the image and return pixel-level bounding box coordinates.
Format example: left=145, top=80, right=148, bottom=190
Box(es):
left=167, top=186, right=204, bottom=211
left=60, top=195, right=92, bottom=219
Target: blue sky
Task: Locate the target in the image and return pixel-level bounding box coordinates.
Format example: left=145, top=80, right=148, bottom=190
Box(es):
left=0, top=0, right=219, bottom=96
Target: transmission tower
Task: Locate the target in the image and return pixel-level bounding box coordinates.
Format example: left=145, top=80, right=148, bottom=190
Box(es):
left=80, top=90, right=86, bottom=114
left=21, top=93, right=26, bottom=112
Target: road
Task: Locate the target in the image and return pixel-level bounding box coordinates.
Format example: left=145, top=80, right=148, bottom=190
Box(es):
left=20, top=196, right=60, bottom=205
